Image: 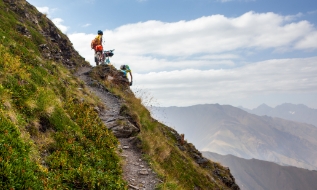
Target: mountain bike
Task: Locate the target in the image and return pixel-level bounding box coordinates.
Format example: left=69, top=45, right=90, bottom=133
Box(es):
left=95, top=49, right=115, bottom=66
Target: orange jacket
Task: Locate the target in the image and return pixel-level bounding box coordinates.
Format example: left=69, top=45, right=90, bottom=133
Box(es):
left=91, top=34, right=103, bottom=49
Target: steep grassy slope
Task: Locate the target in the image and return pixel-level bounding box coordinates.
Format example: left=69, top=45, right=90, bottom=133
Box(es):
left=0, top=0, right=240, bottom=189
left=0, top=0, right=125, bottom=189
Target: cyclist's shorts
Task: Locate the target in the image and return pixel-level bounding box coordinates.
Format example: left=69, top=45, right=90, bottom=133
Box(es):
left=95, top=45, right=103, bottom=52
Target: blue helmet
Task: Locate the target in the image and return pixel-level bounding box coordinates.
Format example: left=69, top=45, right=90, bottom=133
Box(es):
left=97, top=30, right=103, bottom=35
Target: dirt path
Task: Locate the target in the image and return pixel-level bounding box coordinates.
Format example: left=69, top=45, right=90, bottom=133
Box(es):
left=75, top=66, right=159, bottom=190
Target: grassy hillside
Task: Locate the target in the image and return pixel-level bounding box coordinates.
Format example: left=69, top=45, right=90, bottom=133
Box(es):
left=0, top=0, right=239, bottom=189
left=0, top=0, right=125, bottom=189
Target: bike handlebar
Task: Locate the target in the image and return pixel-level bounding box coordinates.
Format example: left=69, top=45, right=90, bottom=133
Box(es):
left=104, top=49, right=115, bottom=53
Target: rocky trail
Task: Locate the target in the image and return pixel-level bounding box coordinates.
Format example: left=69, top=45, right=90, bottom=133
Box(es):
left=75, top=66, right=159, bottom=190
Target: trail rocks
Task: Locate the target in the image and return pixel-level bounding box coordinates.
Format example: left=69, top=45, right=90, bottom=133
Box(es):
left=105, top=116, right=139, bottom=138
left=75, top=66, right=137, bottom=138
left=75, top=66, right=159, bottom=189
left=139, top=169, right=149, bottom=175
left=111, top=121, right=139, bottom=138
left=89, top=64, right=131, bottom=86
left=119, top=138, right=158, bottom=190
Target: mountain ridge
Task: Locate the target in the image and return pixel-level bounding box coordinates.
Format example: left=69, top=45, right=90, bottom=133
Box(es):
left=151, top=103, right=317, bottom=171
left=203, top=151, right=317, bottom=190
left=239, top=103, right=317, bottom=127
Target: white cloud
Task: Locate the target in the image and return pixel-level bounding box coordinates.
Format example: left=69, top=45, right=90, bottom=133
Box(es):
left=308, top=10, right=317, bottom=15
left=198, top=54, right=240, bottom=60
left=132, top=57, right=317, bottom=107
left=284, top=12, right=303, bottom=21
left=36, top=6, right=50, bottom=15
left=69, top=11, right=317, bottom=69
left=295, top=31, right=317, bottom=49
left=36, top=6, right=68, bottom=33
left=82, top=23, right=91, bottom=27
left=68, top=32, right=96, bottom=63
left=52, top=18, right=68, bottom=33
left=35, top=6, right=58, bottom=16
left=114, top=11, right=313, bottom=56
left=68, top=12, right=317, bottom=108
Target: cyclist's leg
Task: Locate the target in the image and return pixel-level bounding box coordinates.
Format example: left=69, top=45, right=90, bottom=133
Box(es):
left=94, top=51, right=98, bottom=65
left=101, top=53, right=105, bottom=64
left=95, top=52, right=101, bottom=66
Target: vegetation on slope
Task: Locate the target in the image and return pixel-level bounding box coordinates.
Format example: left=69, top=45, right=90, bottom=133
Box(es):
left=0, top=0, right=125, bottom=189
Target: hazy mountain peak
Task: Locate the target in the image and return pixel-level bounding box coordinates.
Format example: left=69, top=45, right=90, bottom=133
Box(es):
left=151, top=103, right=317, bottom=172
left=203, top=151, right=317, bottom=190
left=246, top=103, right=317, bottom=127
left=257, top=103, right=271, bottom=108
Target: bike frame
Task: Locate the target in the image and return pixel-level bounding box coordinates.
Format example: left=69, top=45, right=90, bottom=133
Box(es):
left=95, top=49, right=115, bottom=65
left=103, top=49, right=114, bottom=64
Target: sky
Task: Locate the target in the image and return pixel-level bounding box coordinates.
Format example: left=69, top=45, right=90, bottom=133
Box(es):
left=26, top=0, right=317, bottom=109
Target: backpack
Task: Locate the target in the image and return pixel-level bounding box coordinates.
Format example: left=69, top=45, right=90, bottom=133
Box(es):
left=91, top=35, right=102, bottom=49
left=91, top=39, right=98, bottom=49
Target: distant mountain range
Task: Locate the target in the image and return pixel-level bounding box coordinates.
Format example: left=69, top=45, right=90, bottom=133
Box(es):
left=203, top=152, right=317, bottom=190
left=150, top=104, right=317, bottom=170
left=239, top=103, right=317, bottom=127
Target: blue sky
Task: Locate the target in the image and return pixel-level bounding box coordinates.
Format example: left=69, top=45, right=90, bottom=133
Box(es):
left=27, top=0, right=317, bottom=109
left=28, top=0, right=317, bottom=32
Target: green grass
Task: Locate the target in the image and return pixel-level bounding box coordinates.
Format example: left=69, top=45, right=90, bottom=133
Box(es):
left=0, top=1, right=127, bottom=189
left=0, top=113, right=44, bottom=189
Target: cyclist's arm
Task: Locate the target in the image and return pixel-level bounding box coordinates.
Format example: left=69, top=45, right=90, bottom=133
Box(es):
left=129, top=71, right=133, bottom=81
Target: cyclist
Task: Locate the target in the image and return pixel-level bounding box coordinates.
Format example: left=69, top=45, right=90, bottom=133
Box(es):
left=120, top=65, right=133, bottom=86
left=91, top=30, right=103, bottom=65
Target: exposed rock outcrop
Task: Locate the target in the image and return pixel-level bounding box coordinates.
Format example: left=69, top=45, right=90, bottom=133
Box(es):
left=76, top=65, right=138, bottom=138
left=106, top=116, right=140, bottom=138
left=4, top=0, right=87, bottom=68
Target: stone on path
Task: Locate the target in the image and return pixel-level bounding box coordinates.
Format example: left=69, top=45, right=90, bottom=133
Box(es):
left=139, top=169, right=149, bottom=175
